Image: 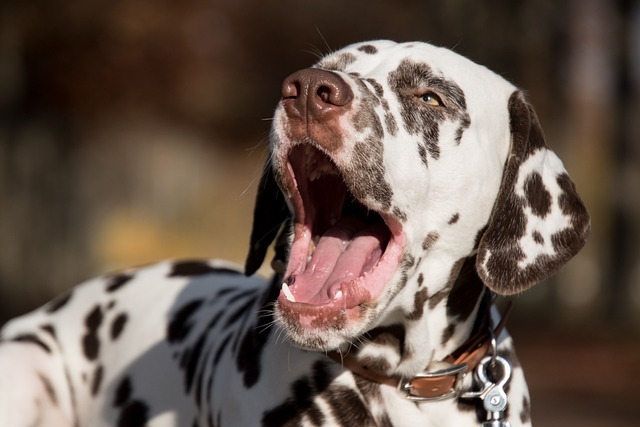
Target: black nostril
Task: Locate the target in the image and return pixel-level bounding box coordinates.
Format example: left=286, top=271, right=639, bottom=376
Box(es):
left=318, top=86, right=331, bottom=103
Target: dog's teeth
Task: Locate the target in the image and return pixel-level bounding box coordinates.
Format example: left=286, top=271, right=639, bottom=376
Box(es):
left=282, top=283, right=296, bottom=302
left=333, top=290, right=343, bottom=300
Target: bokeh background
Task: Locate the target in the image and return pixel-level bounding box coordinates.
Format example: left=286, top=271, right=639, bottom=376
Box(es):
left=0, top=0, right=638, bottom=425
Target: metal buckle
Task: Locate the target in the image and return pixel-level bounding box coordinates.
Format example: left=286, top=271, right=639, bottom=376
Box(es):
left=398, top=363, right=468, bottom=402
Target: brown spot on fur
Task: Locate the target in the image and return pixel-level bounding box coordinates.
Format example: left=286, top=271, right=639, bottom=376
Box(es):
left=357, top=44, right=378, bottom=55
left=348, top=139, right=393, bottom=210
left=365, top=78, right=384, bottom=97
left=448, top=213, right=460, bottom=224
left=524, top=172, right=551, bottom=217
left=441, top=324, right=456, bottom=345
left=422, top=231, right=439, bottom=250
left=365, top=324, right=406, bottom=358
left=407, top=288, right=429, bottom=320
left=455, top=115, right=471, bottom=144
left=428, top=257, right=466, bottom=310
left=387, top=59, right=470, bottom=163
left=392, top=206, right=407, bottom=222
left=428, top=287, right=450, bottom=310
left=532, top=230, right=544, bottom=244
left=385, top=112, right=398, bottom=136
left=353, top=83, right=382, bottom=133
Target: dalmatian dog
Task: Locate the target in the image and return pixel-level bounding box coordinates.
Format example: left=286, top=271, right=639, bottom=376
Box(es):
left=0, top=40, right=590, bottom=427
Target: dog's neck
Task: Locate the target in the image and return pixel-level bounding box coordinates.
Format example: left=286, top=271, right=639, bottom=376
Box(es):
left=341, top=255, right=487, bottom=378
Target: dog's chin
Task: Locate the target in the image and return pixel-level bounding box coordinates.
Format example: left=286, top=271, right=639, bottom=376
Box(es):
left=273, top=299, right=372, bottom=351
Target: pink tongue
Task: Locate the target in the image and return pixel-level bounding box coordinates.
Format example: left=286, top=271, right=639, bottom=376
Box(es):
left=293, top=218, right=386, bottom=305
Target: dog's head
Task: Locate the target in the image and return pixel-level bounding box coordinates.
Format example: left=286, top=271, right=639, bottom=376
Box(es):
left=246, top=41, right=590, bottom=350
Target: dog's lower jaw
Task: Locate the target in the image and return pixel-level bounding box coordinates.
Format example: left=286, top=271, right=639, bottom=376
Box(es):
left=274, top=297, right=379, bottom=351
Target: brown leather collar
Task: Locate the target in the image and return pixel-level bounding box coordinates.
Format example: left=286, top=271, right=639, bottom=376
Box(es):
left=327, top=298, right=512, bottom=401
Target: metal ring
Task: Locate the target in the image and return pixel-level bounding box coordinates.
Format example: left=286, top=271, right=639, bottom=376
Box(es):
left=476, top=355, right=511, bottom=389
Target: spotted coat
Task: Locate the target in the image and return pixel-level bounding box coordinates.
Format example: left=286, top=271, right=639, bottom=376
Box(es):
left=0, top=40, right=589, bottom=427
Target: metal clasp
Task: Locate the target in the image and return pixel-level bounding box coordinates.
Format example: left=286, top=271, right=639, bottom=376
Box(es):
left=398, top=363, right=468, bottom=401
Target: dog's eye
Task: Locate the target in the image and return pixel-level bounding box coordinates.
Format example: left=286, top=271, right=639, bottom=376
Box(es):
left=420, top=92, right=442, bottom=107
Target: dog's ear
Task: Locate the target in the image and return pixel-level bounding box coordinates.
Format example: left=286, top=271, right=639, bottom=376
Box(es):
left=476, top=91, right=591, bottom=295
left=244, top=162, right=291, bottom=276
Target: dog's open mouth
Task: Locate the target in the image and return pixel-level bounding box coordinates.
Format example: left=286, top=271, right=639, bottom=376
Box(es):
left=279, top=145, right=404, bottom=311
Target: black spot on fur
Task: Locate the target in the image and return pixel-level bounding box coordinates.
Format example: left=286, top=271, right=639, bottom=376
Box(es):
left=117, top=400, right=149, bottom=427
left=235, top=276, right=279, bottom=388
left=91, top=364, right=104, bottom=396
left=110, top=313, right=128, bottom=340
left=261, top=377, right=313, bottom=427
left=311, top=360, right=333, bottom=394
left=325, top=385, right=372, bottom=425
left=448, top=213, right=460, bottom=224
left=45, top=289, right=73, bottom=313
left=167, top=300, right=204, bottom=343
left=182, top=333, right=207, bottom=393
left=169, top=261, right=240, bottom=277
left=40, top=324, right=56, bottom=339
left=11, top=334, right=51, bottom=353
left=520, top=395, right=531, bottom=424
left=214, top=334, right=232, bottom=366
left=357, top=44, right=378, bottom=54
left=114, top=377, right=132, bottom=407
left=82, top=305, right=103, bottom=361
left=224, top=297, right=257, bottom=328
left=105, top=273, right=133, bottom=293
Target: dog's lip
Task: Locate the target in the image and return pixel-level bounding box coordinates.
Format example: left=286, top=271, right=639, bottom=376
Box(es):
left=276, top=146, right=405, bottom=311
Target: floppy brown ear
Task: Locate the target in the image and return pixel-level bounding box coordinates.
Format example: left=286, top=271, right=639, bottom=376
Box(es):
left=244, top=162, right=291, bottom=276
left=476, top=91, right=591, bottom=295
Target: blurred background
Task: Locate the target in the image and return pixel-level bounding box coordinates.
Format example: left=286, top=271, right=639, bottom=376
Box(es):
left=0, top=0, right=638, bottom=424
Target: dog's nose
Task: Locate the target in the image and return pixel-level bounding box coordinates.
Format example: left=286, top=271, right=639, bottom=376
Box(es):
left=281, top=68, right=353, bottom=120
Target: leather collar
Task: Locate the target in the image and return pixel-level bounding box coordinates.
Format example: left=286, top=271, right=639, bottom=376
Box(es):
left=327, top=296, right=512, bottom=401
